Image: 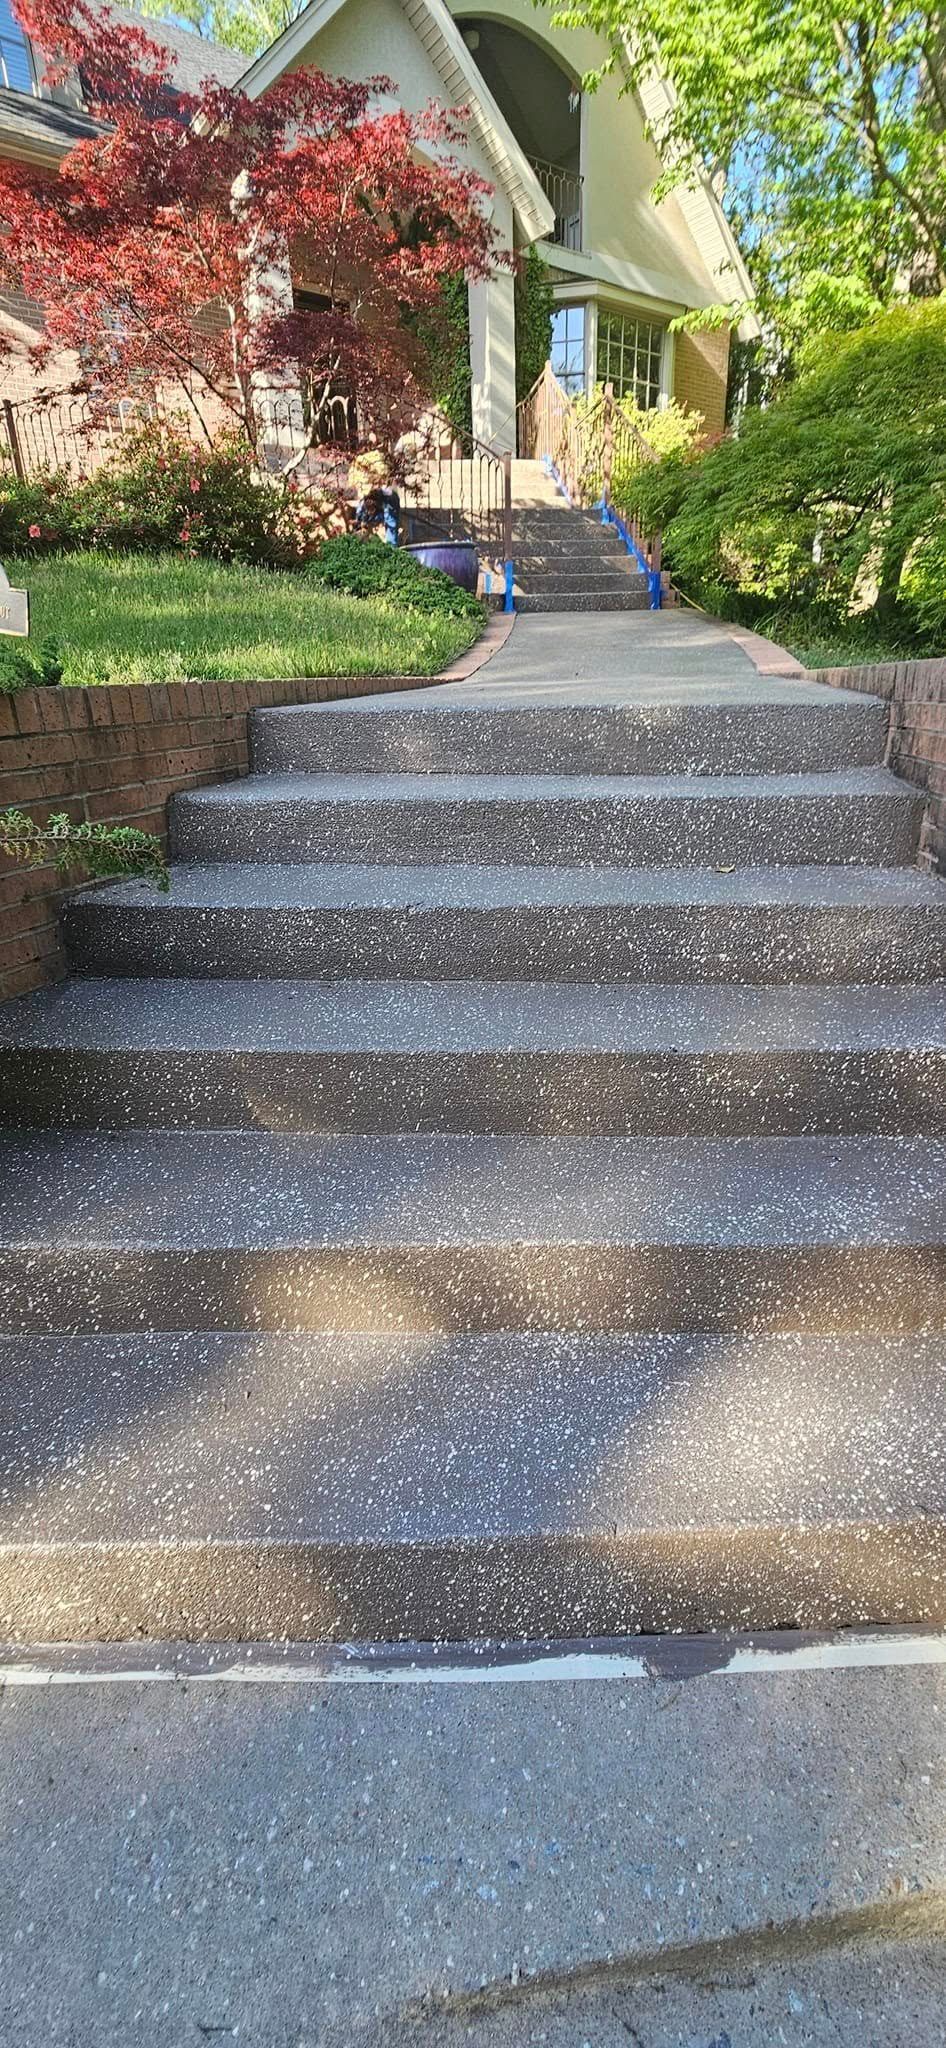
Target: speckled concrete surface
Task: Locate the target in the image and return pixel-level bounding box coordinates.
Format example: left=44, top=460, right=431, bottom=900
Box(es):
left=62, top=862, right=946, bottom=983
left=169, top=768, right=922, bottom=867
left=3, top=608, right=946, bottom=1639
left=3, top=978, right=946, bottom=1132
left=250, top=692, right=886, bottom=775
left=1, top=1332, right=945, bottom=1637
left=1, top=1666, right=945, bottom=2044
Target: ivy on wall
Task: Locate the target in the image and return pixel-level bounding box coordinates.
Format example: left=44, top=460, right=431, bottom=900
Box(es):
left=425, top=272, right=473, bottom=441
left=419, top=251, right=553, bottom=439
left=515, top=248, right=554, bottom=404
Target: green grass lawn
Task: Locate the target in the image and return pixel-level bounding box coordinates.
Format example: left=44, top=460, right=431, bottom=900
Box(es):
left=764, top=608, right=942, bottom=672
left=11, top=551, right=479, bottom=685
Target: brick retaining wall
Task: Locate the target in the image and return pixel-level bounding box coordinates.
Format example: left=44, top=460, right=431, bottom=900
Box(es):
left=813, top=656, right=946, bottom=878
left=0, top=671, right=436, bottom=1001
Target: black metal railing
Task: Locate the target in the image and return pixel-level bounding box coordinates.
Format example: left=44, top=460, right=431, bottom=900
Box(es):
left=528, top=156, right=583, bottom=251
left=0, top=388, right=514, bottom=585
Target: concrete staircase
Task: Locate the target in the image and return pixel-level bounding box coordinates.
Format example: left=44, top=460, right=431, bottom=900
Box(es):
left=1, top=617, right=946, bottom=1644
left=510, top=458, right=656, bottom=612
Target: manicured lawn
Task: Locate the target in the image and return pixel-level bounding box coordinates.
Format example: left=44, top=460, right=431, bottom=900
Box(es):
left=11, top=551, right=479, bottom=684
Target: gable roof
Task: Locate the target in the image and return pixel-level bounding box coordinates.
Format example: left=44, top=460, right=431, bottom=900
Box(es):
left=234, top=0, right=555, bottom=245
left=102, top=3, right=247, bottom=91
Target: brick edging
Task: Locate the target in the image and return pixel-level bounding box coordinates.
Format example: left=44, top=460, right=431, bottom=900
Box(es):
left=0, top=634, right=501, bottom=1001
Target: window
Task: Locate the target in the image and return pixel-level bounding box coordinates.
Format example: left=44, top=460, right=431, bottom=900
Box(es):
left=293, top=288, right=356, bottom=445
left=596, top=311, right=664, bottom=409
left=0, top=0, right=33, bottom=92
left=550, top=305, right=585, bottom=397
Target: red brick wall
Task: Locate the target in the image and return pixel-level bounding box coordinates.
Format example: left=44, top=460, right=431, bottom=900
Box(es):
left=0, top=671, right=438, bottom=1001
left=814, top=656, right=946, bottom=876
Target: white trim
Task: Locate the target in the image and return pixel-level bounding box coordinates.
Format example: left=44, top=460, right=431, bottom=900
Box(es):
left=1, top=1631, right=945, bottom=1688
left=234, top=0, right=554, bottom=245
left=619, top=42, right=758, bottom=335
left=537, top=239, right=702, bottom=317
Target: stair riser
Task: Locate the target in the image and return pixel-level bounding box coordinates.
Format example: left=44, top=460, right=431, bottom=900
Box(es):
left=250, top=704, right=888, bottom=777
left=62, top=900, right=946, bottom=984
left=514, top=546, right=631, bottom=565
left=4, top=1524, right=944, bottom=1642
left=3, top=1243, right=945, bottom=1336
left=171, top=790, right=922, bottom=868
left=5, top=1047, right=946, bottom=1136
left=517, top=593, right=652, bottom=611
left=520, top=571, right=647, bottom=593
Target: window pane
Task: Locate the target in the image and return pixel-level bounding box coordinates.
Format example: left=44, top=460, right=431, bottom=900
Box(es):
left=0, top=0, right=32, bottom=90
left=551, top=305, right=585, bottom=396
left=596, top=311, right=663, bottom=407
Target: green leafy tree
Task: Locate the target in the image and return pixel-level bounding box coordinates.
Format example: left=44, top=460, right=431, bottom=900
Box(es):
left=553, top=0, right=946, bottom=360
left=132, top=0, right=304, bottom=57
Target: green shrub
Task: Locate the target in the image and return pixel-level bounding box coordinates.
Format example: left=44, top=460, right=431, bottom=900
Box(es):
left=0, top=807, right=169, bottom=889
left=639, top=300, right=946, bottom=642
left=0, top=468, right=80, bottom=556
left=308, top=535, right=484, bottom=620
left=72, top=424, right=296, bottom=564
left=901, top=520, right=946, bottom=644
left=0, top=636, right=64, bottom=692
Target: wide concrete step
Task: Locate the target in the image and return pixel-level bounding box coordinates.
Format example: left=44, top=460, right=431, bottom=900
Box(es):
left=3, top=1328, right=945, bottom=1639
left=169, top=769, right=922, bottom=868
left=62, top=862, right=946, bottom=983
left=1, top=1130, right=945, bottom=1335
left=517, top=591, right=652, bottom=612
left=250, top=693, right=887, bottom=777
left=3, top=978, right=946, bottom=1135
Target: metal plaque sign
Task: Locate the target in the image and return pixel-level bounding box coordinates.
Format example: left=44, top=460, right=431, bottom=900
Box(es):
left=0, top=560, right=28, bottom=636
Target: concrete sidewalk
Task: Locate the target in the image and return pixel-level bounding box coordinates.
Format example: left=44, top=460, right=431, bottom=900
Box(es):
left=2, top=1644, right=946, bottom=2045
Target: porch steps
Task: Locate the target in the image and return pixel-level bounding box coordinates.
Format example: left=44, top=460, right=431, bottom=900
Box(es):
left=1, top=624, right=946, bottom=1640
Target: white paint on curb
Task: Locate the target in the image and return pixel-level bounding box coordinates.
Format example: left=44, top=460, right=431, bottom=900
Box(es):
left=2, top=1629, right=946, bottom=1688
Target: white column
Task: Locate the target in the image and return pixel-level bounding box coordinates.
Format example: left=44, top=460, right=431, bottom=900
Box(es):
left=468, top=266, right=517, bottom=452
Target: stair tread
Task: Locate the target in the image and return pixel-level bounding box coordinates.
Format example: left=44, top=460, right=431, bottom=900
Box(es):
left=2, top=1130, right=944, bottom=1247
left=69, top=860, right=946, bottom=911
left=5, top=976, right=946, bottom=1055
left=2, top=1329, right=944, bottom=1550
left=179, top=767, right=911, bottom=805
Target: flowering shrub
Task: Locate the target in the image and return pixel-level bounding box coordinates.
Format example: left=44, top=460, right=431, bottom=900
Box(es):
left=0, top=425, right=337, bottom=566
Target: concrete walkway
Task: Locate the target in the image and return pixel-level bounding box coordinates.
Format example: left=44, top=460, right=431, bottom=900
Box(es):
left=2, top=1643, right=946, bottom=2044
left=1, top=605, right=945, bottom=2042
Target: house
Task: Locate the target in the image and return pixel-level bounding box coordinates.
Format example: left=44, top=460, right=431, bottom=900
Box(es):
left=0, top=0, right=752, bottom=443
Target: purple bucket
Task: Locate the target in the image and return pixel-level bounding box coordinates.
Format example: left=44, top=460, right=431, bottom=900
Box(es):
left=405, top=540, right=479, bottom=593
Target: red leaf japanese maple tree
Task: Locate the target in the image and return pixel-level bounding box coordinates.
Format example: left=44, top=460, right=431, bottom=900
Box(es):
left=0, top=0, right=504, bottom=467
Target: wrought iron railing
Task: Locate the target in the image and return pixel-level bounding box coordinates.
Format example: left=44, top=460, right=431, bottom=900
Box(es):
left=0, top=387, right=515, bottom=600
left=527, top=156, right=583, bottom=252
left=517, top=361, right=664, bottom=600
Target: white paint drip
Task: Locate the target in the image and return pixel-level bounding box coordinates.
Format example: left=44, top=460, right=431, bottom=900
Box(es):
left=2, top=1631, right=946, bottom=1687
